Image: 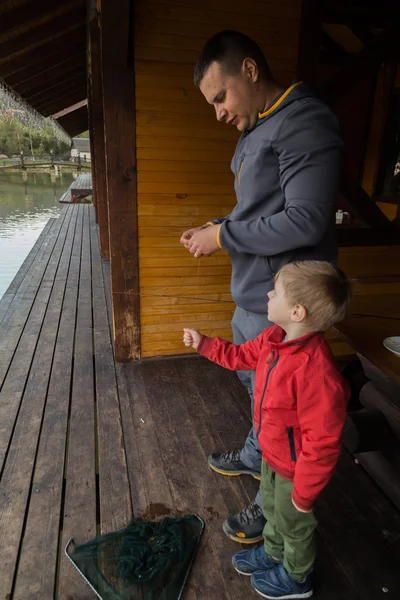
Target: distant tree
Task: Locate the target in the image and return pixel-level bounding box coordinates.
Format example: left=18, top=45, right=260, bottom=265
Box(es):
left=0, top=116, right=70, bottom=158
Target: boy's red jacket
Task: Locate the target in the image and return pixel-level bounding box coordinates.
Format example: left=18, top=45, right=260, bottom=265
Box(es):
left=197, top=325, right=349, bottom=511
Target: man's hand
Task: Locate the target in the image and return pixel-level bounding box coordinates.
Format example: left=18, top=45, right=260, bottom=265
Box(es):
left=187, top=225, right=220, bottom=258
left=183, top=328, right=202, bottom=350
left=180, top=224, right=210, bottom=249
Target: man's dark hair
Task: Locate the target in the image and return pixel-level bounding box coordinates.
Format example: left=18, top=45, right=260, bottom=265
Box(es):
left=194, top=30, right=270, bottom=88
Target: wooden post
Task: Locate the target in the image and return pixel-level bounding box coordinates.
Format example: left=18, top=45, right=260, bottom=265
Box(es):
left=99, top=0, right=140, bottom=362
left=87, top=39, right=97, bottom=215
left=88, top=0, right=109, bottom=255
left=296, top=0, right=322, bottom=85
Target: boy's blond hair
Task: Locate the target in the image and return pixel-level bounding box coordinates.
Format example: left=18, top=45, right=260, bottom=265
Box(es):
left=276, top=261, right=351, bottom=332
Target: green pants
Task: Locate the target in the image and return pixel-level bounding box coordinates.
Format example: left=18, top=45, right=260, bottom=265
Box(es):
left=261, top=461, right=317, bottom=581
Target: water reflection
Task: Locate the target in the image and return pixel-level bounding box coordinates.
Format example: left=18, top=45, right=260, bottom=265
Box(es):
left=0, top=170, right=74, bottom=299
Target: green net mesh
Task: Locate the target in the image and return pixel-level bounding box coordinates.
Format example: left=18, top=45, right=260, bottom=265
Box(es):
left=65, top=515, right=204, bottom=600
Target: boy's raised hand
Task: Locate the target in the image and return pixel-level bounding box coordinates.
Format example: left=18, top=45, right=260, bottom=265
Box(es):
left=183, top=328, right=201, bottom=349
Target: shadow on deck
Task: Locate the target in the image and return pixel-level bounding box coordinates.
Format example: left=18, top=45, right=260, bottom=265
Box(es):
left=0, top=205, right=399, bottom=599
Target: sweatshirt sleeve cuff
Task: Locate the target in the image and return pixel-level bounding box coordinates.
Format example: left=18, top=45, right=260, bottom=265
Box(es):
left=197, top=335, right=214, bottom=357
left=292, top=489, right=313, bottom=513
left=216, top=223, right=223, bottom=249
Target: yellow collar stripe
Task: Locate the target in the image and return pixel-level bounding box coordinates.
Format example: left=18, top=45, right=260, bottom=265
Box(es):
left=258, top=81, right=303, bottom=119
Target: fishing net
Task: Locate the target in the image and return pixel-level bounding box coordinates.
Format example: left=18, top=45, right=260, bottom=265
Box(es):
left=65, top=515, right=204, bottom=600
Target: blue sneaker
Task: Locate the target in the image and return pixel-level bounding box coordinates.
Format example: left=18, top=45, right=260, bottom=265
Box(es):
left=232, top=544, right=282, bottom=576
left=251, top=562, right=313, bottom=598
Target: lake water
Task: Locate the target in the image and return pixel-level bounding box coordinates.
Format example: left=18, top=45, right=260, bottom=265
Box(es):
left=0, top=170, right=74, bottom=300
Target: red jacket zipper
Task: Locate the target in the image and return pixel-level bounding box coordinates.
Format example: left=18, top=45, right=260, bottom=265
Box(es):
left=256, top=349, right=280, bottom=438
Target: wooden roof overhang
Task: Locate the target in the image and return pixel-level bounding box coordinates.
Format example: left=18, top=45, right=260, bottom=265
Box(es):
left=0, top=0, right=88, bottom=135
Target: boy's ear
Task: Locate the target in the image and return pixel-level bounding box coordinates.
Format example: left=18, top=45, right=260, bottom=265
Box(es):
left=291, top=303, right=307, bottom=323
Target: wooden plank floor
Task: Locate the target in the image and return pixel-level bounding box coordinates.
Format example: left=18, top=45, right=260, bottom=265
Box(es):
left=1, top=204, right=400, bottom=599
left=59, top=173, right=92, bottom=203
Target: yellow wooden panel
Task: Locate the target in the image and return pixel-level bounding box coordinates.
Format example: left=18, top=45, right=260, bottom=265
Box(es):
left=136, top=134, right=236, bottom=152
left=140, top=256, right=231, bottom=268
left=137, top=160, right=231, bottom=174
left=138, top=218, right=209, bottom=231
left=141, top=301, right=235, bottom=315
left=137, top=147, right=234, bottom=162
left=136, top=124, right=238, bottom=141
left=142, top=330, right=233, bottom=345
left=134, top=4, right=300, bottom=34
left=134, top=29, right=299, bottom=58
left=138, top=284, right=231, bottom=297
left=139, top=215, right=227, bottom=227
left=134, top=15, right=299, bottom=47
left=135, top=45, right=296, bottom=73
left=142, top=309, right=234, bottom=326
left=140, top=275, right=231, bottom=287
left=139, top=265, right=232, bottom=278
left=138, top=183, right=234, bottom=195
left=138, top=193, right=236, bottom=206
left=138, top=204, right=234, bottom=217
left=136, top=109, right=229, bottom=130
left=135, top=73, right=198, bottom=90
left=137, top=170, right=233, bottom=183
left=142, top=319, right=233, bottom=334
left=136, top=96, right=213, bottom=115
left=138, top=237, right=194, bottom=248
left=141, top=328, right=233, bottom=353
left=135, top=84, right=205, bottom=104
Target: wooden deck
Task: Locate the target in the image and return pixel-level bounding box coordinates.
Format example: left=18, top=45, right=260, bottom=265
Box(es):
left=1, top=204, right=400, bottom=599
left=59, top=173, right=92, bottom=203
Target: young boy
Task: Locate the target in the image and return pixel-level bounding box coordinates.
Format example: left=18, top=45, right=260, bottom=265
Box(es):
left=183, top=261, right=351, bottom=599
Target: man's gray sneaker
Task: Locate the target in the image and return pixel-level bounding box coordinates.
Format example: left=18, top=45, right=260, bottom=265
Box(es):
left=208, top=450, right=261, bottom=480
left=223, top=499, right=266, bottom=544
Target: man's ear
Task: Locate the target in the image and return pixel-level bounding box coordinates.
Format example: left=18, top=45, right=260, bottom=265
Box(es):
left=243, top=58, right=259, bottom=82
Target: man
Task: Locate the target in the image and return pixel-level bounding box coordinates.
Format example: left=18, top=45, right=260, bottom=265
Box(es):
left=180, top=30, right=343, bottom=544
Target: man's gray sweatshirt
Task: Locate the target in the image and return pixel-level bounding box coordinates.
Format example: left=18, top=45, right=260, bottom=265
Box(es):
left=211, top=82, right=343, bottom=314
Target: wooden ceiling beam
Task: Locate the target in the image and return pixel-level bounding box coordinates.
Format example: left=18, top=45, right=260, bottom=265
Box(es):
left=37, top=89, right=87, bottom=118
left=30, top=76, right=86, bottom=106
left=0, top=0, right=83, bottom=40
left=21, top=66, right=86, bottom=100
left=7, top=49, right=86, bottom=91
left=0, top=30, right=86, bottom=77
left=0, top=6, right=86, bottom=64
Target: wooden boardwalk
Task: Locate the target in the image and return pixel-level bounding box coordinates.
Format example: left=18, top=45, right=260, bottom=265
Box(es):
left=59, top=173, right=92, bottom=203
left=1, top=204, right=400, bottom=599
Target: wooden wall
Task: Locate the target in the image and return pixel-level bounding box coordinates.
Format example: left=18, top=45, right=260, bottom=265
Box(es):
left=134, top=0, right=301, bottom=357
